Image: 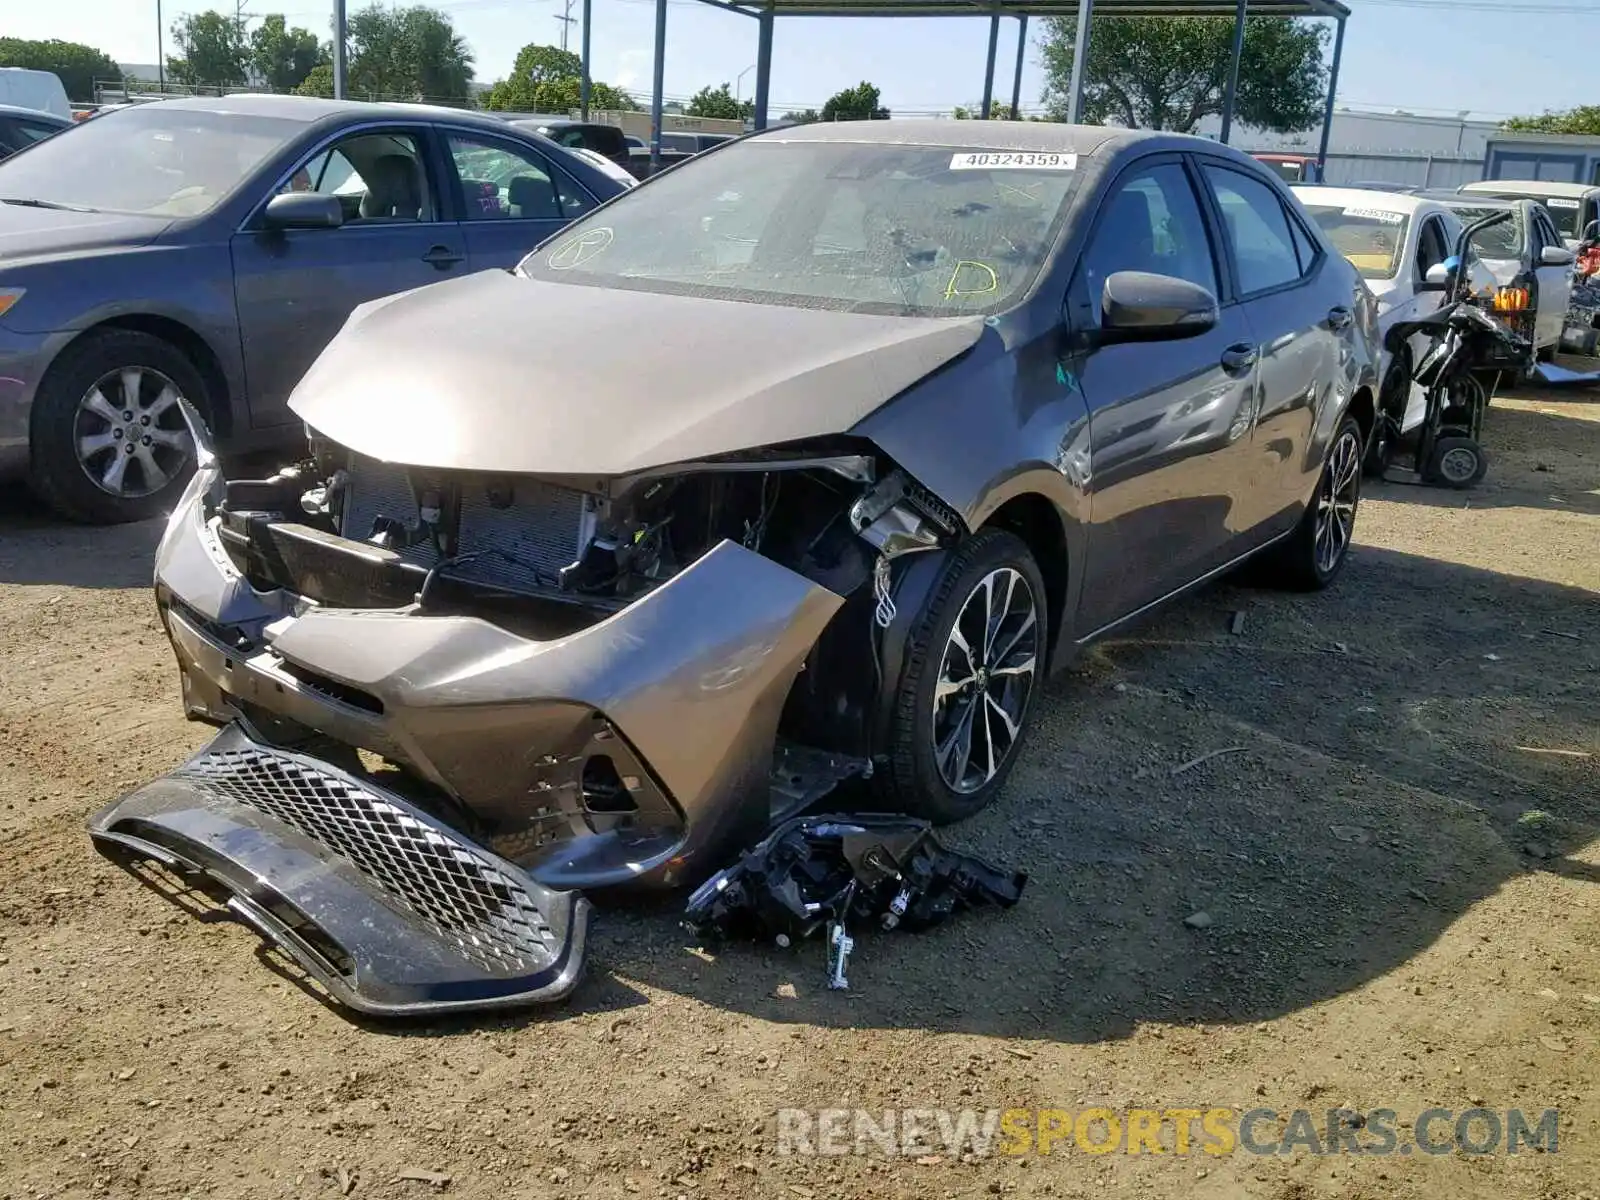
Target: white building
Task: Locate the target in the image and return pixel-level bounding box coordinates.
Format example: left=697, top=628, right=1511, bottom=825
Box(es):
left=1193, top=105, right=1500, bottom=189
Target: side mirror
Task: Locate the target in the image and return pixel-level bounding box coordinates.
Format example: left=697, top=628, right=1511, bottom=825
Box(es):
left=1096, top=271, right=1218, bottom=344
left=263, top=191, right=343, bottom=230
left=1417, top=261, right=1453, bottom=292
left=1583, top=220, right=1600, bottom=246
left=1541, top=244, right=1575, bottom=267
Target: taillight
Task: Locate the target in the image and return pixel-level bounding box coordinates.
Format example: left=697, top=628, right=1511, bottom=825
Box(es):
left=1492, top=286, right=1530, bottom=312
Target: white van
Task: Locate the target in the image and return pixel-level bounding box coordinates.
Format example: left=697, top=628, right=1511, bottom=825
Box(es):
left=0, top=68, right=72, bottom=121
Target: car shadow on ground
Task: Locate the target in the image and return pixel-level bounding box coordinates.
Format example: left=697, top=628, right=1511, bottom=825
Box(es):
left=0, top=483, right=163, bottom=589
left=574, top=544, right=1598, bottom=1045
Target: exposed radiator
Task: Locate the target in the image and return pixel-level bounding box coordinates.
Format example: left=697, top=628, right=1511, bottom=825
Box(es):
left=339, top=457, right=589, bottom=594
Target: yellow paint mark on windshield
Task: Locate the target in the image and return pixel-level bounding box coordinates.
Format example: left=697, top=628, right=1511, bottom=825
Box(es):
left=945, top=260, right=999, bottom=300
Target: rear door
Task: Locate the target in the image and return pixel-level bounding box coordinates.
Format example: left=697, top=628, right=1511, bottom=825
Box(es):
left=440, top=130, right=599, bottom=271
left=1197, top=160, right=1344, bottom=539
left=230, top=124, right=465, bottom=427
left=1529, top=204, right=1574, bottom=350
left=1070, top=155, right=1259, bottom=632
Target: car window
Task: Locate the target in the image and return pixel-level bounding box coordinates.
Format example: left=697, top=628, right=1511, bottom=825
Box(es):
left=1080, top=162, right=1219, bottom=306
left=281, top=132, right=434, bottom=224
left=1204, top=165, right=1305, bottom=294
left=1416, top=216, right=1449, bottom=277
left=13, top=118, right=63, bottom=145
left=447, top=134, right=592, bottom=221
left=1288, top=210, right=1319, bottom=274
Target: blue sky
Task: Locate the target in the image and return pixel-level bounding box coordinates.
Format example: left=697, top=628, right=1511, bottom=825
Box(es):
left=11, top=0, right=1598, bottom=120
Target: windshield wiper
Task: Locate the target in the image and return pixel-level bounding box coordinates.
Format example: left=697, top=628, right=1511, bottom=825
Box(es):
left=0, top=197, right=99, bottom=213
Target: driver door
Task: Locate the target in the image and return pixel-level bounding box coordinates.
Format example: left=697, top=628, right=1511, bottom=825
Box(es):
left=229, top=126, right=466, bottom=427
left=1070, top=156, right=1259, bottom=632
left=1530, top=205, right=1573, bottom=351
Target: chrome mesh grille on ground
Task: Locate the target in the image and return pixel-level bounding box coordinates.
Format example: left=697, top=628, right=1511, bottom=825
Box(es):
left=175, top=747, right=558, bottom=974
left=339, top=457, right=586, bottom=595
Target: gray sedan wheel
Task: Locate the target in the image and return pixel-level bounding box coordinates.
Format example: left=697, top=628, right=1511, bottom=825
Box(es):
left=28, top=329, right=203, bottom=525
left=876, top=528, right=1048, bottom=824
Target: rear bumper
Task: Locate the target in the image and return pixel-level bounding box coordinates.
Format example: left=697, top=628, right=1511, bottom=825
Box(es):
left=90, top=722, right=589, bottom=1016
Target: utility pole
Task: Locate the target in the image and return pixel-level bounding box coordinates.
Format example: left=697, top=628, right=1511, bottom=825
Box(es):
left=555, top=0, right=577, bottom=52
left=333, top=0, right=347, bottom=98
left=156, top=0, right=165, bottom=91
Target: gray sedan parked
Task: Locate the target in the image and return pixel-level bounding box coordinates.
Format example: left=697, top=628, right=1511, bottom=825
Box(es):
left=0, top=94, right=628, bottom=523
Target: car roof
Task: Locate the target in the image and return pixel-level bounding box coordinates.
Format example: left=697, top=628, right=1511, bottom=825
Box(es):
left=747, top=118, right=1149, bottom=157
left=149, top=92, right=517, bottom=134
left=1291, top=185, right=1435, bottom=216
left=0, top=102, right=71, bottom=125
left=1414, top=189, right=1518, bottom=209
left=1460, top=179, right=1600, bottom=198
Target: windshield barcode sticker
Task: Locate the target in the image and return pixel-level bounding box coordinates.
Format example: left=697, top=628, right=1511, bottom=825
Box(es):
left=1342, top=207, right=1405, bottom=223
left=1546, top=197, right=1581, bottom=208
left=950, top=152, right=1077, bottom=171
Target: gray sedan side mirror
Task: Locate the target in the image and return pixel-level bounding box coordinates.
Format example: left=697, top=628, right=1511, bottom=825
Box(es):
left=1096, top=271, right=1219, bottom=344
left=263, top=191, right=344, bottom=230
left=1541, top=244, right=1575, bottom=267
left=1417, top=261, right=1453, bottom=292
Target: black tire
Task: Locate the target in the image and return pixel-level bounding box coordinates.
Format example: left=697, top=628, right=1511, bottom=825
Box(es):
left=874, top=528, right=1048, bottom=824
left=1366, top=353, right=1410, bottom=477
left=1258, top=415, right=1364, bottom=592
left=29, top=329, right=203, bottom=524
left=1537, top=344, right=1555, bottom=363
left=1424, top=436, right=1488, bottom=489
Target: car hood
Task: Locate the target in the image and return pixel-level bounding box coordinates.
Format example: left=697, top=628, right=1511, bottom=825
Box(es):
left=289, top=269, right=986, bottom=476
left=0, top=204, right=170, bottom=261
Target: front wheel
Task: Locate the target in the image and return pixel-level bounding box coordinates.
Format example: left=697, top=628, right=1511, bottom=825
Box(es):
left=874, top=528, right=1047, bottom=824
left=28, top=329, right=202, bottom=524
left=1258, top=415, right=1364, bottom=592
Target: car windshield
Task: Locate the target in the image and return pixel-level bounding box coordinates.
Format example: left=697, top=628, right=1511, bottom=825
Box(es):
left=1534, top=196, right=1585, bottom=238
left=1301, top=203, right=1410, bottom=279
left=0, top=105, right=300, bottom=217
left=1260, top=159, right=1307, bottom=184
left=1445, top=204, right=1524, bottom=259
left=518, top=139, right=1082, bottom=316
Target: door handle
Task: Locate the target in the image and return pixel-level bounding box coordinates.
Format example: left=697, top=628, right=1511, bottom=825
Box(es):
left=422, top=244, right=464, bottom=269
left=1220, top=343, right=1258, bottom=374
left=1326, top=306, right=1353, bottom=330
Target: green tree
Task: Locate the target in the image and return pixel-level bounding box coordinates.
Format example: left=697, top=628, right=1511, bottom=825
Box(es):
left=953, top=103, right=1021, bottom=120
left=294, top=62, right=335, bottom=97
left=1503, top=106, right=1600, bottom=136
left=1039, top=16, right=1327, bottom=133
left=345, top=4, right=473, bottom=103
left=168, top=10, right=250, bottom=88
left=0, top=37, right=122, bottom=103
left=686, top=83, right=749, bottom=120
left=780, top=108, right=819, bottom=124
left=820, top=81, right=888, bottom=122
left=250, top=14, right=325, bottom=92
left=481, top=42, right=635, bottom=112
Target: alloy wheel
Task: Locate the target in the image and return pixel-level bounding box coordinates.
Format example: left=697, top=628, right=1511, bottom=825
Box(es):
left=1314, top=426, right=1362, bottom=575
left=931, top=566, right=1040, bottom=794
left=73, top=366, right=192, bottom=499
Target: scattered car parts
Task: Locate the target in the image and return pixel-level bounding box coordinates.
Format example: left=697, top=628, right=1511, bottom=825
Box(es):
left=684, top=812, right=1027, bottom=989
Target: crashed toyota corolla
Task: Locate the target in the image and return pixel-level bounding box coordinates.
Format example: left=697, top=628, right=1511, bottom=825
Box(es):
left=92, top=121, right=1379, bottom=1015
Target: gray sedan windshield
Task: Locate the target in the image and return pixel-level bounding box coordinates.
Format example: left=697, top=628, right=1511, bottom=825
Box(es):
left=0, top=106, right=301, bottom=217
left=519, top=140, right=1081, bottom=316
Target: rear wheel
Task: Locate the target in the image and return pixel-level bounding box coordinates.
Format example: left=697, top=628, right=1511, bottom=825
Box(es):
left=1366, top=354, right=1410, bottom=476
left=1258, top=415, right=1363, bottom=592
left=875, top=529, right=1047, bottom=824
left=29, top=329, right=201, bottom=524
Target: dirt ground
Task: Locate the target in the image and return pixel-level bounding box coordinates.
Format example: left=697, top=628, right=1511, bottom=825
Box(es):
left=1, top=381, right=1597, bottom=1200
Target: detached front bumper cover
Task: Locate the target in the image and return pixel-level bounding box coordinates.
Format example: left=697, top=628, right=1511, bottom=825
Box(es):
left=90, top=721, right=589, bottom=1016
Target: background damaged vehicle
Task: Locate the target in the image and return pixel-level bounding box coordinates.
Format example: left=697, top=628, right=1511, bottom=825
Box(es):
left=93, top=122, right=1380, bottom=1016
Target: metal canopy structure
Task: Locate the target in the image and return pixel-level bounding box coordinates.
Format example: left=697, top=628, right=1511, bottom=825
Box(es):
left=583, top=0, right=1352, bottom=170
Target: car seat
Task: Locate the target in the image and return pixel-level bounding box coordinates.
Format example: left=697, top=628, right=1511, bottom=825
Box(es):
left=360, top=154, right=424, bottom=220
left=508, top=174, right=561, bottom=221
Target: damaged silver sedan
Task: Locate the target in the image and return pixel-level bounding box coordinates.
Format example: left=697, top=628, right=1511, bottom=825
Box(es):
left=93, top=121, right=1380, bottom=1015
